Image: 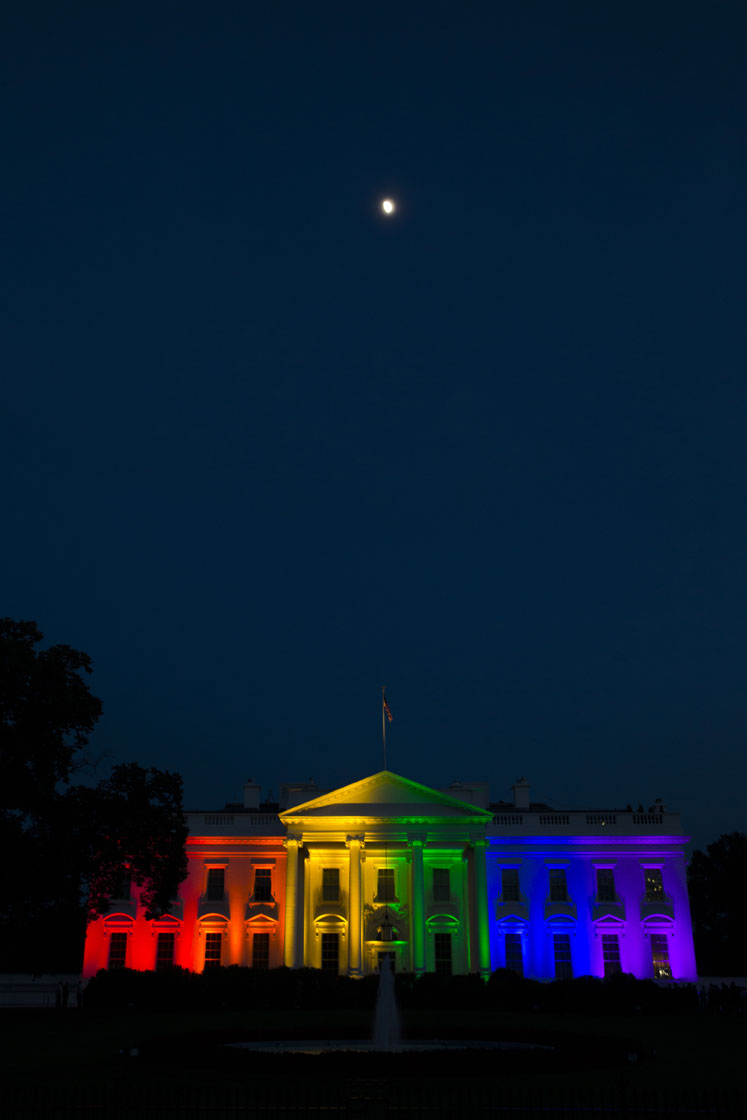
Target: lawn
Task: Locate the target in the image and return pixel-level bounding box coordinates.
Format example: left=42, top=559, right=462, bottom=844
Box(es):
left=3, top=1004, right=745, bottom=1117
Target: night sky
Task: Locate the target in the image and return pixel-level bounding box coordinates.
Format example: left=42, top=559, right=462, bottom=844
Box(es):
left=3, top=2, right=746, bottom=851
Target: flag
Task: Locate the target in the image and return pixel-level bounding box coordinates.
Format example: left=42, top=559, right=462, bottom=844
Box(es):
left=383, top=694, right=393, bottom=723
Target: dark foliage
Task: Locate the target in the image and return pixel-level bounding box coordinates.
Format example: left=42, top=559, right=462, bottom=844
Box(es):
left=0, top=619, right=187, bottom=969
left=1, top=618, right=102, bottom=813
left=69, top=764, right=188, bottom=919
left=82, top=965, right=711, bottom=1017
left=688, top=832, right=747, bottom=976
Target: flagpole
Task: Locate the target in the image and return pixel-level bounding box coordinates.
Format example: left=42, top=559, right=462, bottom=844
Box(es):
left=381, top=686, right=387, bottom=770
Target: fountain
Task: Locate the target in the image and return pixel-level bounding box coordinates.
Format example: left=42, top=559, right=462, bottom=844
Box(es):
left=227, top=960, right=552, bottom=1055
left=372, top=956, right=400, bottom=1050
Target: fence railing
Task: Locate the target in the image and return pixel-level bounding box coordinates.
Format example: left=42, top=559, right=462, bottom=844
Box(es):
left=4, top=1079, right=744, bottom=1119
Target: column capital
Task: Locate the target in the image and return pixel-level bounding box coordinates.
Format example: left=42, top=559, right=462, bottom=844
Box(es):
left=345, top=835, right=365, bottom=849
left=284, top=833, right=303, bottom=850
left=408, top=833, right=427, bottom=848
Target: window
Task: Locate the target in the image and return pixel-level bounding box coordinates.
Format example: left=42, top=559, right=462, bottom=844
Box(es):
left=650, top=934, right=672, bottom=979
left=254, top=868, right=272, bottom=902
left=322, top=868, right=340, bottom=902
left=602, top=934, right=621, bottom=978
left=252, top=932, right=270, bottom=969
left=434, top=932, right=452, bottom=975
left=645, top=868, right=664, bottom=901
left=549, top=869, right=568, bottom=902
left=378, top=951, right=395, bottom=972
left=553, top=933, right=572, bottom=979
left=505, top=932, right=523, bottom=975
left=501, top=868, right=520, bottom=902
left=377, top=868, right=395, bottom=902
left=596, top=868, right=616, bottom=902
left=156, top=932, right=175, bottom=970
left=206, top=868, right=225, bottom=901
left=108, top=932, right=127, bottom=970
left=433, top=869, right=450, bottom=902
left=204, top=932, right=222, bottom=969
left=321, top=932, right=339, bottom=972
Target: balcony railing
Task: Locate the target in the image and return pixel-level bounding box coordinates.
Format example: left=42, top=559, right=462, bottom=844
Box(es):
left=198, top=897, right=231, bottom=919
left=640, top=894, right=675, bottom=921
left=592, top=899, right=626, bottom=922
left=187, top=812, right=284, bottom=836
left=489, top=811, right=680, bottom=836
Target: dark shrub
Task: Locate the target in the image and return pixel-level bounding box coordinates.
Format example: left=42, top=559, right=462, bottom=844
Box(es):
left=81, top=965, right=705, bottom=1017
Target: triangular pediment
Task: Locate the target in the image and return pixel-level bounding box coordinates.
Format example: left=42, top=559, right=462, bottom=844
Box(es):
left=279, top=771, right=492, bottom=823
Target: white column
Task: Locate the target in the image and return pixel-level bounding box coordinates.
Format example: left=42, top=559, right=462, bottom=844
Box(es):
left=410, top=836, right=426, bottom=976
left=346, top=835, right=364, bottom=977
left=283, top=835, right=302, bottom=968
left=462, top=849, right=473, bottom=972
left=472, top=838, right=491, bottom=979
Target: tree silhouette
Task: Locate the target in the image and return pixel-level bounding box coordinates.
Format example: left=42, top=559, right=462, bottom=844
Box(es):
left=1, top=618, right=102, bottom=814
left=688, top=832, right=747, bottom=976
left=0, top=619, right=187, bottom=969
left=70, top=763, right=187, bottom=920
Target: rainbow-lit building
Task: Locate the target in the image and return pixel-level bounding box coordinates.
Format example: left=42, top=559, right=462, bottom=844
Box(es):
left=82, top=771, right=697, bottom=982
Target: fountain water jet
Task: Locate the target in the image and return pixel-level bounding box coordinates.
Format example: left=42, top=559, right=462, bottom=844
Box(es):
left=372, top=956, right=400, bottom=1051
left=228, top=959, right=553, bottom=1055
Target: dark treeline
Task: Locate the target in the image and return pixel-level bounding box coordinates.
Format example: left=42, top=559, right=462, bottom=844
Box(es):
left=1, top=619, right=187, bottom=972
left=82, top=965, right=743, bottom=1017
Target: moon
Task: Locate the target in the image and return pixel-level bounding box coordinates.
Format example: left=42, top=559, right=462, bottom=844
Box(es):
left=381, top=199, right=395, bottom=215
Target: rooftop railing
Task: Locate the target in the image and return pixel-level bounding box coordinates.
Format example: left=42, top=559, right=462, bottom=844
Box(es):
left=187, top=812, right=284, bottom=835
left=489, top=810, right=676, bottom=835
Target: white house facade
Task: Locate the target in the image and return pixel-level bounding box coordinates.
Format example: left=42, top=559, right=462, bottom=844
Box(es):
left=83, top=771, right=697, bottom=983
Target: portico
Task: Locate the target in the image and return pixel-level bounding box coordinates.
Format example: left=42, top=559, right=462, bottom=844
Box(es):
left=278, top=771, right=494, bottom=977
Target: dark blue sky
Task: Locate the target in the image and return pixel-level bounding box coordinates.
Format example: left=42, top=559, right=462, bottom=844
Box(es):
left=3, top=2, right=746, bottom=850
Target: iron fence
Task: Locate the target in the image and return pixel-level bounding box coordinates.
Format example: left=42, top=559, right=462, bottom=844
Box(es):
left=4, top=1080, right=744, bottom=1119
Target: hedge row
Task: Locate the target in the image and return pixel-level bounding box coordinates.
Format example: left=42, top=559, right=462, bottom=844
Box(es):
left=81, top=966, right=742, bottom=1015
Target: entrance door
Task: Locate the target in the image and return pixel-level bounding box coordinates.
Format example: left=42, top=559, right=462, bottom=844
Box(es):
left=434, top=932, right=452, bottom=975
left=321, top=932, right=339, bottom=972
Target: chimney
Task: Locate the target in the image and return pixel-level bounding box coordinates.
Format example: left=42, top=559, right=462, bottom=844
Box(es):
left=512, top=778, right=530, bottom=809
left=243, top=778, right=261, bottom=809
left=280, top=780, right=319, bottom=809
left=446, top=780, right=490, bottom=809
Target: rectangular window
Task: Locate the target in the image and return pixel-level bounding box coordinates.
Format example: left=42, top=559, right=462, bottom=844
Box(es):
left=650, top=934, right=672, bottom=979
left=252, top=932, right=270, bottom=969
left=322, top=868, right=340, bottom=902
left=377, top=868, right=396, bottom=902
left=502, top=868, right=520, bottom=902
left=108, top=932, right=127, bottom=970
left=596, top=869, right=616, bottom=902
left=204, top=932, right=222, bottom=969
left=645, top=868, right=664, bottom=901
left=254, top=868, right=272, bottom=901
left=206, top=868, right=225, bottom=901
left=505, top=932, right=523, bottom=975
left=321, top=932, right=339, bottom=973
left=602, top=933, right=621, bottom=978
left=433, top=869, right=450, bottom=902
left=156, top=932, right=175, bottom=970
left=549, top=869, right=568, bottom=902
left=553, top=933, right=573, bottom=980
left=434, top=932, right=453, bottom=976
